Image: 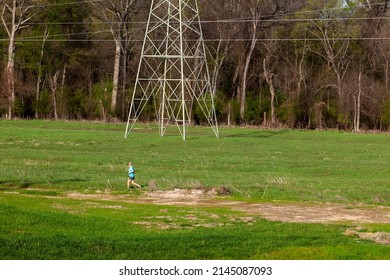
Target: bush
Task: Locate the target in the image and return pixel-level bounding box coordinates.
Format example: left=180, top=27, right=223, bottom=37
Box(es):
left=381, top=100, right=390, bottom=128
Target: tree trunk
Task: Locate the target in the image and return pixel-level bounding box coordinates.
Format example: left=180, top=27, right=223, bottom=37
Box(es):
left=209, top=40, right=230, bottom=97
left=6, top=59, right=15, bottom=120
left=240, top=22, right=257, bottom=121
left=385, top=60, right=389, bottom=98
left=35, top=27, right=49, bottom=119
left=269, top=80, right=276, bottom=127
left=5, top=28, right=16, bottom=120
left=49, top=71, right=60, bottom=120
left=210, top=41, right=223, bottom=97
left=100, top=99, right=107, bottom=122
left=232, top=61, right=240, bottom=100
left=111, top=39, right=121, bottom=114
left=1, top=0, right=40, bottom=119
left=296, top=41, right=308, bottom=99
left=263, top=59, right=276, bottom=127
left=60, top=63, right=67, bottom=119
left=121, top=47, right=128, bottom=120
left=227, top=102, right=232, bottom=127
left=354, top=71, right=362, bottom=132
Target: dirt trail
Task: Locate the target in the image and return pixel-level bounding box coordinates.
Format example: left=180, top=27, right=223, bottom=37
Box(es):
left=65, top=188, right=390, bottom=224
left=57, top=188, right=390, bottom=244
left=141, top=189, right=390, bottom=245
left=142, top=189, right=390, bottom=224
left=12, top=188, right=390, bottom=244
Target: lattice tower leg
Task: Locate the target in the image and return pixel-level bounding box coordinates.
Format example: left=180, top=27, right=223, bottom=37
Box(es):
left=125, top=0, right=219, bottom=140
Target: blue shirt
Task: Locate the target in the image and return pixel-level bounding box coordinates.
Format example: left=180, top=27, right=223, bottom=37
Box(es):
left=128, top=166, right=135, bottom=178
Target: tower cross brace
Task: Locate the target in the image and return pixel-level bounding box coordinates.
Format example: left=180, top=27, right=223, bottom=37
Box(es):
left=125, top=0, right=219, bottom=140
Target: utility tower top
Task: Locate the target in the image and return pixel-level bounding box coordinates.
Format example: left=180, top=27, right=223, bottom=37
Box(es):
left=125, top=0, right=219, bottom=140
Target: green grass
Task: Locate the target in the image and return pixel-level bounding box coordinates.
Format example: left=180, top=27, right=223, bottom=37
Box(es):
left=0, top=193, right=388, bottom=260
left=1, top=120, right=389, bottom=204
left=0, top=120, right=389, bottom=259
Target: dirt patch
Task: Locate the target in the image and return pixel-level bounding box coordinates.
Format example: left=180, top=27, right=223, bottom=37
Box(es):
left=7, top=188, right=389, bottom=244
left=141, top=189, right=390, bottom=243
left=63, top=189, right=390, bottom=225
left=141, top=189, right=390, bottom=225
left=143, top=189, right=214, bottom=205
left=11, top=187, right=390, bottom=231
left=345, top=228, right=390, bottom=245
left=5, top=187, right=370, bottom=228
left=67, top=191, right=130, bottom=202
left=233, top=203, right=390, bottom=224
left=83, top=201, right=123, bottom=209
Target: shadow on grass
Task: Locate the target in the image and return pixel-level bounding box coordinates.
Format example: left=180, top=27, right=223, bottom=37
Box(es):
left=224, top=129, right=288, bottom=139
left=0, top=178, right=88, bottom=190
left=49, top=178, right=88, bottom=184
left=0, top=181, right=32, bottom=190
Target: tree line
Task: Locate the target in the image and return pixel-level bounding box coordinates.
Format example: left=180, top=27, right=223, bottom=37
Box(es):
left=1, top=0, right=390, bottom=131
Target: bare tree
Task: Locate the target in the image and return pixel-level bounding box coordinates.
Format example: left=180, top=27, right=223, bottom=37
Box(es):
left=308, top=5, right=355, bottom=112
left=201, top=0, right=241, bottom=125
left=354, top=70, right=363, bottom=132
left=202, top=0, right=237, bottom=97
left=91, top=0, right=142, bottom=115
left=262, top=41, right=279, bottom=127
left=35, top=25, right=49, bottom=119
left=231, top=0, right=285, bottom=122
left=1, top=0, right=40, bottom=119
left=350, top=0, right=390, bottom=39
left=49, top=71, right=59, bottom=120
left=239, top=1, right=261, bottom=120
left=378, top=33, right=390, bottom=99
left=361, top=1, right=390, bottom=98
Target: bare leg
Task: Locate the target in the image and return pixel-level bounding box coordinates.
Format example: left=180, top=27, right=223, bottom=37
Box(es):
left=131, top=180, right=141, bottom=190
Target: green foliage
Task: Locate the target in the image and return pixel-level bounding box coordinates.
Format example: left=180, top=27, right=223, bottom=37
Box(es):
left=337, top=113, right=353, bottom=129
left=243, top=91, right=261, bottom=124
left=43, top=0, right=92, bottom=49
left=91, top=80, right=113, bottom=119
left=381, top=100, right=390, bottom=127
left=35, top=90, right=51, bottom=117
left=193, top=93, right=214, bottom=125
left=0, top=102, right=6, bottom=116
left=213, top=91, right=229, bottom=123
left=230, top=99, right=241, bottom=124
left=277, top=101, right=295, bottom=126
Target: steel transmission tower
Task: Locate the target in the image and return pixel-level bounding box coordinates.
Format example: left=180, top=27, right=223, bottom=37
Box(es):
left=125, top=0, right=219, bottom=140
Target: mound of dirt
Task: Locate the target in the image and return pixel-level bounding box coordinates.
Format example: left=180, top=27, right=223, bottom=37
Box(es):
left=145, top=188, right=208, bottom=200
left=345, top=228, right=390, bottom=245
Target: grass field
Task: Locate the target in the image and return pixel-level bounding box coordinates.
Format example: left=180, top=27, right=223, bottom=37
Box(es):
left=0, top=120, right=389, bottom=259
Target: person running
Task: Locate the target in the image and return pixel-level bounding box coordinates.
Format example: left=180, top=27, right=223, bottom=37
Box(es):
left=127, top=162, right=141, bottom=190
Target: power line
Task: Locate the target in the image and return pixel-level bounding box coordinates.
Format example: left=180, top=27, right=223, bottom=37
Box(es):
left=1, top=22, right=390, bottom=44
left=22, top=0, right=103, bottom=8
left=1, top=0, right=390, bottom=26
left=3, top=15, right=390, bottom=26
left=11, top=0, right=390, bottom=13
left=278, top=1, right=390, bottom=17
left=1, top=2, right=390, bottom=44
left=2, top=37, right=390, bottom=43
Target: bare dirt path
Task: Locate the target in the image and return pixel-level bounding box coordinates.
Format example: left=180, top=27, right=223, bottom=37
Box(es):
left=142, top=189, right=390, bottom=245
left=15, top=188, right=390, bottom=244
left=142, top=189, right=390, bottom=224
left=67, top=188, right=390, bottom=224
